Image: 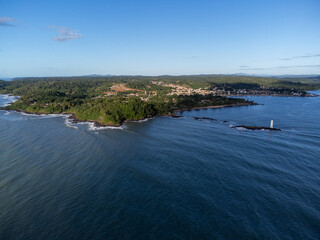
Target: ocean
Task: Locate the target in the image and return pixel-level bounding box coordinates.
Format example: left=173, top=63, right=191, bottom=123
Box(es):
left=0, top=92, right=319, bottom=239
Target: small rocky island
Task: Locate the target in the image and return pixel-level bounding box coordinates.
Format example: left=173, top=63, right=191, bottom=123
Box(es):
left=235, top=125, right=281, bottom=131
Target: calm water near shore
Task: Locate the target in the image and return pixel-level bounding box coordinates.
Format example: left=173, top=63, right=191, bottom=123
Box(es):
left=0, top=92, right=320, bottom=240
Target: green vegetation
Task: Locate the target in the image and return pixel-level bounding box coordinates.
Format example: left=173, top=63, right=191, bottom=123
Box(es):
left=0, top=80, right=9, bottom=89
left=153, top=75, right=320, bottom=90
left=1, top=75, right=318, bottom=126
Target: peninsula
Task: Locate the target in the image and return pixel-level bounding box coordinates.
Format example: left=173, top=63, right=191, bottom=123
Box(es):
left=1, top=75, right=319, bottom=126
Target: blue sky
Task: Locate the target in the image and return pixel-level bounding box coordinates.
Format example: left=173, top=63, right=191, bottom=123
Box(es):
left=1, top=0, right=320, bottom=77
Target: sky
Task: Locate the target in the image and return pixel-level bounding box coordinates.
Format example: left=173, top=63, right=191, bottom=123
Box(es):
left=0, top=0, right=320, bottom=78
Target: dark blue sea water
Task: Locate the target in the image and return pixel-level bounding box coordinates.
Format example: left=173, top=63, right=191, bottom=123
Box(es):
left=1, top=92, right=320, bottom=240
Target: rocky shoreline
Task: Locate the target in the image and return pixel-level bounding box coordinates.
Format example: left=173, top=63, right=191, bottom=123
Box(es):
left=66, top=102, right=259, bottom=127
left=1, top=101, right=258, bottom=128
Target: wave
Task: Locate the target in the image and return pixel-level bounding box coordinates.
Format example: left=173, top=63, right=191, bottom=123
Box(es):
left=228, top=124, right=249, bottom=131
left=0, top=94, right=16, bottom=100
left=17, top=112, right=122, bottom=130
left=72, top=120, right=125, bottom=131
left=129, top=117, right=154, bottom=123
left=0, top=94, right=20, bottom=107
left=87, top=122, right=125, bottom=131
left=2, top=102, right=127, bottom=131
left=64, top=118, right=78, bottom=129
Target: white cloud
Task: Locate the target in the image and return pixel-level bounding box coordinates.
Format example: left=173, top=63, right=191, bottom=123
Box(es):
left=279, top=53, right=320, bottom=61
left=0, top=17, right=17, bottom=27
left=50, top=26, right=82, bottom=42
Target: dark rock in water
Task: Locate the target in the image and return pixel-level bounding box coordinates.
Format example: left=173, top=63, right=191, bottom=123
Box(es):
left=193, top=117, right=217, bottom=121
left=236, top=125, right=281, bottom=131
left=171, top=115, right=183, bottom=118
left=223, top=120, right=228, bottom=123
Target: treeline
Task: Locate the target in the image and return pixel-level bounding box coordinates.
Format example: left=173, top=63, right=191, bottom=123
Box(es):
left=6, top=74, right=320, bottom=91
left=0, top=80, right=9, bottom=90
left=154, top=75, right=319, bottom=90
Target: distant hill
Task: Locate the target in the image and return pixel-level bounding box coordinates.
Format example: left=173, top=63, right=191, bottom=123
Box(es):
left=7, top=74, right=319, bottom=91
left=275, top=74, right=320, bottom=78
left=232, top=73, right=320, bottom=78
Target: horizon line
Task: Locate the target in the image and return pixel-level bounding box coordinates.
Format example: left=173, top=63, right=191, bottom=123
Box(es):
left=2, top=73, right=320, bottom=80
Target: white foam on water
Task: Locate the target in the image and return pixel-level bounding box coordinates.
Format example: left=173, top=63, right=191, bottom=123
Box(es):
left=129, top=117, right=154, bottom=123
left=0, top=94, right=19, bottom=107
left=1, top=98, right=125, bottom=131
left=2, top=94, right=18, bottom=99
left=235, top=127, right=247, bottom=131
left=136, top=118, right=151, bottom=122
left=87, top=122, right=125, bottom=131
left=64, top=117, right=78, bottom=129
left=65, top=124, right=78, bottom=129
left=72, top=120, right=124, bottom=131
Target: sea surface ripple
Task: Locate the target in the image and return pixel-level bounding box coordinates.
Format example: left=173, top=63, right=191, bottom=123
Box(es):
left=0, top=92, right=319, bottom=239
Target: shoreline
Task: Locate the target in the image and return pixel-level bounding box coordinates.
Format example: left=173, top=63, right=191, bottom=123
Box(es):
left=186, top=102, right=258, bottom=111
left=69, top=102, right=257, bottom=127
left=0, top=93, right=260, bottom=128
left=229, top=93, right=319, bottom=97
left=1, top=101, right=258, bottom=128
